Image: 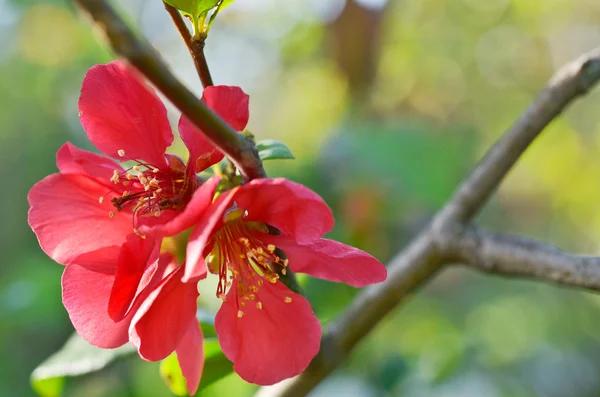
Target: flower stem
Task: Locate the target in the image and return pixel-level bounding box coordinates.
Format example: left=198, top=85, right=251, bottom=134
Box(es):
left=73, top=0, right=266, bottom=181
left=163, top=3, right=214, bottom=88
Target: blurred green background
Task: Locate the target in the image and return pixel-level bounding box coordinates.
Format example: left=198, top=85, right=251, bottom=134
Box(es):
left=3, top=0, right=600, bottom=395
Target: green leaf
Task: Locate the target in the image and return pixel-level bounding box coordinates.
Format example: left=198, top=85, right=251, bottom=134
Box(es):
left=256, top=139, right=295, bottom=161
left=31, top=377, right=65, bottom=397
left=163, top=0, right=220, bottom=17
left=31, top=333, right=136, bottom=397
left=160, top=338, right=234, bottom=396
left=160, top=353, right=188, bottom=396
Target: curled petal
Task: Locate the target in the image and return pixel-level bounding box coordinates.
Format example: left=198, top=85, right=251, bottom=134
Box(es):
left=78, top=61, right=172, bottom=167
left=234, top=178, right=334, bottom=243
left=57, top=142, right=123, bottom=182
left=215, top=281, right=321, bottom=385
left=28, top=174, right=132, bottom=265
left=202, top=86, right=250, bottom=131
left=176, top=321, right=204, bottom=395
left=184, top=191, right=237, bottom=282
left=130, top=266, right=199, bottom=361
left=264, top=236, right=387, bottom=287
left=178, top=116, right=224, bottom=172
left=178, top=86, right=249, bottom=171
left=108, top=235, right=159, bottom=321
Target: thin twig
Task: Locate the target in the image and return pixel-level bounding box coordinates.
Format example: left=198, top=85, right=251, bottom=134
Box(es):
left=73, top=0, right=265, bottom=181
left=447, top=227, right=600, bottom=291
left=263, top=48, right=600, bottom=397
left=163, top=3, right=214, bottom=87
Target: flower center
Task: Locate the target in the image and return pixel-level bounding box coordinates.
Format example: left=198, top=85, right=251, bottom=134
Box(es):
left=206, top=207, right=290, bottom=317
left=104, top=153, right=197, bottom=234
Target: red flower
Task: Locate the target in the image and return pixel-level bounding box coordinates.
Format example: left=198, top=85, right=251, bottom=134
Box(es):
left=27, top=61, right=252, bottom=394
left=184, top=178, right=387, bottom=385
left=27, top=60, right=249, bottom=265
left=63, top=235, right=204, bottom=394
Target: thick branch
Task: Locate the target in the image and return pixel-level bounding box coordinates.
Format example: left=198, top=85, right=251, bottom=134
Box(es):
left=434, top=48, right=600, bottom=231
left=264, top=48, right=600, bottom=397
left=163, top=3, right=214, bottom=87
left=74, top=0, right=265, bottom=181
left=447, top=227, right=600, bottom=291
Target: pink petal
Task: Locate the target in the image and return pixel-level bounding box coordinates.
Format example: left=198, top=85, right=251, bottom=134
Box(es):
left=108, top=235, right=159, bottom=321
left=184, top=190, right=238, bottom=282
left=265, top=236, right=387, bottom=287
left=203, top=86, right=249, bottom=131
left=178, top=86, right=249, bottom=171
left=215, top=281, right=321, bottom=385
left=178, top=115, right=224, bottom=172
left=176, top=321, right=204, bottom=395
left=28, top=174, right=132, bottom=265
left=235, top=178, right=334, bottom=243
left=57, top=142, right=123, bottom=182
left=129, top=266, right=200, bottom=361
left=62, top=263, right=130, bottom=348
left=78, top=61, right=172, bottom=167
left=137, top=176, right=221, bottom=238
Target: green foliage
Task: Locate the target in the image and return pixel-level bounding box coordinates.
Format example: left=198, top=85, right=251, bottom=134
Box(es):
left=163, top=0, right=235, bottom=36
left=256, top=139, right=295, bottom=161
left=160, top=339, right=234, bottom=396
left=31, top=334, right=136, bottom=397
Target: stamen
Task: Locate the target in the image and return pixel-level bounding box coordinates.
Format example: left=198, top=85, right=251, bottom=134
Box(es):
left=98, top=196, right=104, bottom=204
left=256, top=302, right=263, bottom=310
left=237, top=310, right=244, bottom=318
left=117, top=149, right=125, bottom=157
left=284, top=297, right=292, bottom=303
left=108, top=211, right=115, bottom=218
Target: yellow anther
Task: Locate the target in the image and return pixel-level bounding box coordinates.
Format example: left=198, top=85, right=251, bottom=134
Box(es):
left=133, top=166, right=141, bottom=173
left=117, top=149, right=125, bottom=157
left=133, top=228, right=146, bottom=239
left=256, top=302, right=263, bottom=310
left=284, top=297, right=292, bottom=303
left=283, top=259, right=289, bottom=267
left=154, top=210, right=161, bottom=217
left=122, top=191, right=130, bottom=197
left=109, top=211, right=115, bottom=218
left=248, top=294, right=255, bottom=300
left=237, top=310, right=244, bottom=318
left=110, top=170, right=120, bottom=184
left=250, top=286, right=258, bottom=292
left=98, top=196, right=104, bottom=204
left=282, top=268, right=287, bottom=275
left=126, top=173, right=134, bottom=180
left=153, top=168, right=160, bottom=173
left=218, top=293, right=227, bottom=301
left=267, top=244, right=276, bottom=253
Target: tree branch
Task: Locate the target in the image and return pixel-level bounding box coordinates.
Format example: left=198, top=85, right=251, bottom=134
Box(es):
left=447, top=227, right=600, bottom=291
left=263, top=48, right=600, bottom=397
left=433, top=48, right=600, bottom=231
left=73, top=0, right=264, bottom=181
left=163, top=3, right=214, bottom=87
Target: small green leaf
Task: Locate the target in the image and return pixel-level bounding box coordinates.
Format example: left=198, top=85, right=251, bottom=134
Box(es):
left=163, top=0, right=220, bottom=16
left=256, top=139, right=295, bottom=161
left=31, top=333, right=136, bottom=397
left=31, top=377, right=65, bottom=397
left=159, top=338, right=234, bottom=396
left=160, top=353, right=189, bottom=396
